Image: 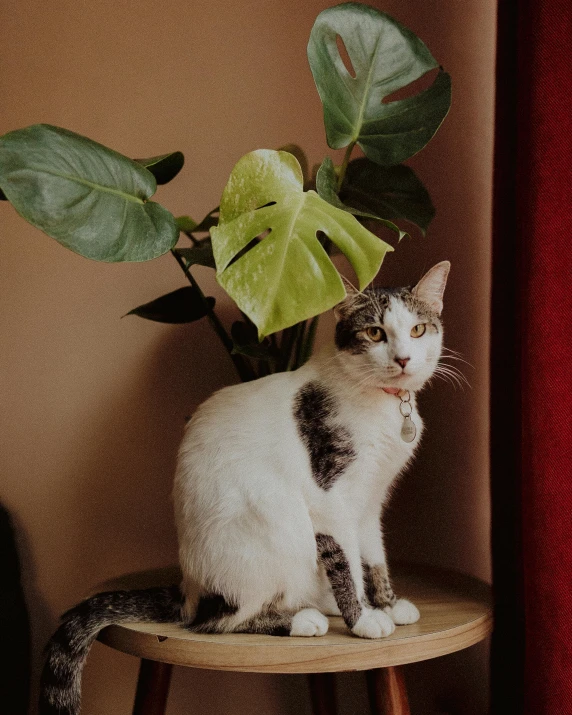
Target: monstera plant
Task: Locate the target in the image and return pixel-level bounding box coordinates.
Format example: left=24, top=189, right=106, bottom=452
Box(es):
left=0, top=3, right=450, bottom=382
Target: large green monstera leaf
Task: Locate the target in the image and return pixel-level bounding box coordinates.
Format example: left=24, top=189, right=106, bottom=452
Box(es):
left=211, top=150, right=392, bottom=339
left=0, top=124, right=179, bottom=261
left=342, top=157, right=435, bottom=234
left=307, top=3, right=451, bottom=166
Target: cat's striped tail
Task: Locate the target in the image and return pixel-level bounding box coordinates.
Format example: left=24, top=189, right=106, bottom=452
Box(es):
left=39, top=585, right=183, bottom=715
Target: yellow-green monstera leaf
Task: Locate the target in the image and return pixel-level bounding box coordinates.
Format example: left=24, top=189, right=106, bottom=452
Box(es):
left=211, top=150, right=392, bottom=339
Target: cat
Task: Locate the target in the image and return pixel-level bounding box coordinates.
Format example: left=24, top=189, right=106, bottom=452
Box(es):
left=39, top=260, right=450, bottom=715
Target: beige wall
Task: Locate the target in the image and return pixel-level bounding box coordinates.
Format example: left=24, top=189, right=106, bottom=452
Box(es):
left=0, top=1, right=496, bottom=713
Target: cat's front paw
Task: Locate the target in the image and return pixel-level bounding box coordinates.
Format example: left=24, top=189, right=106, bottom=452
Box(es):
left=386, top=598, right=420, bottom=625
left=352, top=607, right=395, bottom=639
left=290, top=608, right=329, bottom=637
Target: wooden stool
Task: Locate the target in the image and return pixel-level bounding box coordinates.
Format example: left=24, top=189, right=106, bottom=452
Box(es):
left=97, top=564, right=492, bottom=715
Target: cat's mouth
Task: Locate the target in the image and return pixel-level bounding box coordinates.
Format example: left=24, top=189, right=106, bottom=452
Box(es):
left=368, top=365, right=421, bottom=391
left=383, top=368, right=422, bottom=390
left=374, top=371, right=412, bottom=391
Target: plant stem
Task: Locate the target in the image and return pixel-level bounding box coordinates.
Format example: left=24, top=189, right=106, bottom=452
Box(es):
left=182, top=230, right=200, bottom=246
left=170, top=250, right=256, bottom=382
left=278, top=326, right=298, bottom=372
left=299, top=315, right=319, bottom=366
left=292, top=321, right=307, bottom=371
left=288, top=322, right=308, bottom=371
left=337, top=141, right=356, bottom=192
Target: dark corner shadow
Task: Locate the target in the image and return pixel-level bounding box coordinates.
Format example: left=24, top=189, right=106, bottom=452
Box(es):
left=8, top=507, right=53, bottom=714
left=0, top=503, right=37, bottom=714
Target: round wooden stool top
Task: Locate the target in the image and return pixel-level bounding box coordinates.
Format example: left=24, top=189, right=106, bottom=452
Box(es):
left=97, top=564, right=492, bottom=674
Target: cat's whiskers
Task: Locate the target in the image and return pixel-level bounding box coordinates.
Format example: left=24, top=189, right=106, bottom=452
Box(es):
left=321, top=354, right=400, bottom=388
left=431, top=369, right=461, bottom=390
left=441, top=346, right=464, bottom=357
left=438, top=356, right=471, bottom=383
left=432, top=361, right=471, bottom=390
left=348, top=372, right=386, bottom=392
left=339, top=368, right=398, bottom=396
left=348, top=366, right=418, bottom=396
left=439, top=353, right=474, bottom=369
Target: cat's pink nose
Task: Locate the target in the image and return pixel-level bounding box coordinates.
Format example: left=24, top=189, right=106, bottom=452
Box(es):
left=395, top=357, right=410, bottom=369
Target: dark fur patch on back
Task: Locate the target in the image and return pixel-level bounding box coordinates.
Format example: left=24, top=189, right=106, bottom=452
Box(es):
left=316, top=533, right=362, bottom=628
left=294, top=382, right=356, bottom=490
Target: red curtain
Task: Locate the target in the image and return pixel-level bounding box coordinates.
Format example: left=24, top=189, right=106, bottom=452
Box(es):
left=491, top=1, right=572, bottom=713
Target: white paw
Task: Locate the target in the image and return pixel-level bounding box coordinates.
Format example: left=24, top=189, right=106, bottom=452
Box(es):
left=386, top=598, right=420, bottom=625
left=290, top=608, right=329, bottom=637
left=352, top=607, right=395, bottom=639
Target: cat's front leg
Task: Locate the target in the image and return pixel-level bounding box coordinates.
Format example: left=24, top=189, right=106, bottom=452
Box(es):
left=362, top=562, right=420, bottom=625
left=315, top=532, right=395, bottom=639
left=360, top=518, right=420, bottom=626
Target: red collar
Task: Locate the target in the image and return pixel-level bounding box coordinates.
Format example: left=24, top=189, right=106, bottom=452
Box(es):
left=382, top=387, right=402, bottom=395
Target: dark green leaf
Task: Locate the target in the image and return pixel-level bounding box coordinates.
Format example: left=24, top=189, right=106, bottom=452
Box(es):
left=316, top=157, right=406, bottom=239
left=175, top=240, right=216, bottom=269
left=135, top=151, right=185, bottom=185
left=176, top=215, right=198, bottom=232
left=315, top=157, right=340, bottom=205
left=307, top=3, right=451, bottom=165
left=231, top=321, right=279, bottom=361
left=0, top=124, right=178, bottom=262
left=342, top=157, right=435, bottom=234
left=125, top=286, right=215, bottom=323
left=192, top=207, right=220, bottom=233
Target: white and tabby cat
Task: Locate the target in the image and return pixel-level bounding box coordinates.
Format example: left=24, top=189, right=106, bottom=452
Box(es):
left=40, top=261, right=450, bottom=714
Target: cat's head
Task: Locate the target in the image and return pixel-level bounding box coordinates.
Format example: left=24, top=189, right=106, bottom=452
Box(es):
left=333, top=262, right=450, bottom=393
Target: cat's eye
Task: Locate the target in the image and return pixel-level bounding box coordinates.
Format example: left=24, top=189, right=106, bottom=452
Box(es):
left=411, top=323, right=426, bottom=338
left=366, top=326, right=386, bottom=342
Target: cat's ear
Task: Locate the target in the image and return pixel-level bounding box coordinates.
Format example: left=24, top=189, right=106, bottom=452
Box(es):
left=412, top=261, right=451, bottom=314
left=334, top=277, right=362, bottom=321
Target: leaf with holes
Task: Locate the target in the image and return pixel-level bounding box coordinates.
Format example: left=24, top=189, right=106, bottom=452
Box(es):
left=342, top=157, right=435, bottom=235
left=0, top=124, right=178, bottom=261
left=316, top=157, right=406, bottom=240
left=307, top=3, right=451, bottom=166
left=125, top=286, right=215, bottom=323
left=135, top=151, right=184, bottom=185
left=211, top=149, right=392, bottom=338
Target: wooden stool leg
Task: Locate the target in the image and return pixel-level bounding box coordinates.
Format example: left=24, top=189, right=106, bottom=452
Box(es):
left=308, top=672, right=337, bottom=715
left=366, top=666, right=410, bottom=715
left=132, top=659, right=173, bottom=715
